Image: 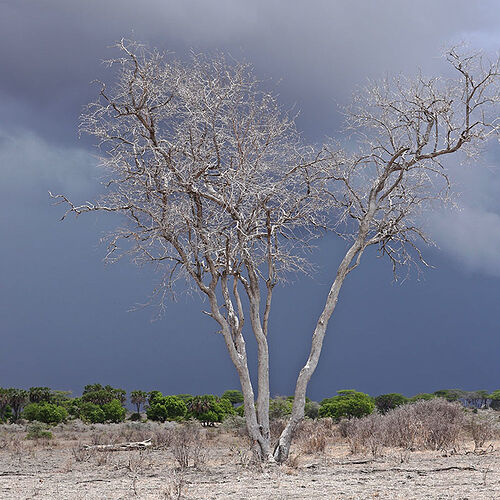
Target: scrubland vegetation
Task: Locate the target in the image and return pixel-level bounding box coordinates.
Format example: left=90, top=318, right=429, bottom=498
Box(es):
left=0, top=387, right=499, bottom=499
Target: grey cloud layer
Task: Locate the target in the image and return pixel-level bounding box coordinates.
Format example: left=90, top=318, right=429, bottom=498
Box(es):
left=1, top=0, right=499, bottom=143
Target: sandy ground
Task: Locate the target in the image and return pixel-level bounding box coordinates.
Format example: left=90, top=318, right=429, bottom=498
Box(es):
left=0, top=423, right=499, bottom=499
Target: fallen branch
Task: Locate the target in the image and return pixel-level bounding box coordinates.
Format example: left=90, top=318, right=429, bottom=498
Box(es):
left=83, top=438, right=152, bottom=451
left=358, top=465, right=477, bottom=475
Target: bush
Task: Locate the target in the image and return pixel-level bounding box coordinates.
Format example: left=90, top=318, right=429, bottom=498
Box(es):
left=22, top=402, right=68, bottom=425
left=147, top=390, right=164, bottom=405
left=304, top=400, right=320, bottom=419
left=341, top=414, right=386, bottom=456
left=384, top=398, right=464, bottom=450
left=147, top=395, right=188, bottom=422
left=79, top=402, right=106, bottom=423
left=188, top=395, right=234, bottom=426
left=465, top=412, right=496, bottom=449
left=433, top=389, right=465, bottom=402
left=102, top=399, right=126, bottom=423
left=489, top=390, right=500, bottom=410
left=28, top=387, right=53, bottom=404
left=26, top=422, right=53, bottom=440
left=269, top=396, right=292, bottom=420
left=409, top=393, right=435, bottom=402
left=129, top=412, right=142, bottom=421
left=319, top=390, right=375, bottom=421
left=82, top=384, right=126, bottom=405
left=221, top=390, right=244, bottom=406
left=374, top=393, right=408, bottom=414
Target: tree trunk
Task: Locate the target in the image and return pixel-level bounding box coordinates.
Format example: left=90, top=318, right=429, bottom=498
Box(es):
left=273, top=240, right=363, bottom=462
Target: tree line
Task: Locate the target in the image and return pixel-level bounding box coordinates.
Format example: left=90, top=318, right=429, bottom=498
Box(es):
left=1, top=385, right=498, bottom=426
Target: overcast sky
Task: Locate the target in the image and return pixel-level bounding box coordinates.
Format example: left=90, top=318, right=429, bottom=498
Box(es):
left=1, top=0, right=499, bottom=400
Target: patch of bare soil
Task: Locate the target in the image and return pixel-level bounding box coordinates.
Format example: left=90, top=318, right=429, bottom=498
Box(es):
left=0, top=422, right=499, bottom=499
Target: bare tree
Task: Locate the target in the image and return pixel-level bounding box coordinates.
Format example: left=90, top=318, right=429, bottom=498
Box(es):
left=52, top=40, right=326, bottom=461
left=273, top=47, right=500, bottom=461
left=53, top=41, right=499, bottom=462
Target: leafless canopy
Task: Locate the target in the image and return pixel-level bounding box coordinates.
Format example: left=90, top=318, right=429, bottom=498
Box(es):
left=59, top=41, right=326, bottom=296
left=52, top=39, right=327, bottom=460
left=324, top=46, right=499, bottom=274
left=53, top=41, right=499, bottom=462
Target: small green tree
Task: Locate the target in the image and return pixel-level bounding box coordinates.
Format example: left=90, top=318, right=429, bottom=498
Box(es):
left=410, top=393, right=435, bottom=402
left=319, top=390, right=375, bottom=420
left=26, top=422, right=53, bottom=440
left=146, top=395, right=188, bottom=422
left=176, top=394, right=194, bottom=403
left=79, top=402, right=106, bottom=423
left=147, top=390, right=164, bottom=405
left=374, top=393, right=408, bottom=414
left=188, top=395, right=234, bottom=426
left=50, top=391, right=72, bottom=405
left=269, top=397, right=293, bottom=420
left=489, top=390, right=500, bottom=410
left=7, top=389, right=29, bottom=422
left=433, top=389, right=465, bottom=402
left=28, top=387, right=52, bottom=404
left=130, top=390, right=148, bottom=414
left=82, top=389, right=114, bottom=406
left=82, top=384, right=126, bottom=405
left=22, top=402, right=68, bottom=425
left=103, top=399, right=126, bottom=423
left=221, top=390, right=244, bottom=406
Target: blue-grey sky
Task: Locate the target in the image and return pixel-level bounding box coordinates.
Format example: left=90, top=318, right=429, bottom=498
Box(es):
left=1, top=0, right=499, bottom=400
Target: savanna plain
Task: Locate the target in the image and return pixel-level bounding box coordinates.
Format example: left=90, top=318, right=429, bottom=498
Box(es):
left=1, top=407, right=499, bottom=499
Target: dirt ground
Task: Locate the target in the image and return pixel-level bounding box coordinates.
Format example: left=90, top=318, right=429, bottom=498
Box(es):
left=0, top=422, right=499, bottom=499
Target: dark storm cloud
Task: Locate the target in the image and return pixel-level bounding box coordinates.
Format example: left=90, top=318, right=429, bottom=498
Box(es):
left=1, top=0, right=499, bottom=142
left=0, top=1, right=499, bottom=397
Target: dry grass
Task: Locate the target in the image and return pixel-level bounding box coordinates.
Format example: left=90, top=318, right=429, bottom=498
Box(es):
left=0, top=407, right=499, bottom=499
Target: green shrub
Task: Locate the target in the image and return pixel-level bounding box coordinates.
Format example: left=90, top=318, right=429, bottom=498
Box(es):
left=221, top=390, right=244, bottom=406
left=490, top=390, right=500, bottom=410
left=410, top=393, right=435, bottom=402
left=28, top=387, right=52, bottom=404
left=79, top=402, right=106, bottom=423
left=176, top=394, right=194, bottom=403
left=102, top=399, right=126, bottom=423
left=319, top=390, right=375, bottom=420
left=62, top=397, right=83, bottom=418
left=304, top=400, right=320, bottom=419
left=269, top=396, right=292, bottom=420
left=374, top=393, right=408, bottom=414
left=188, top=395, right=234, bottom=426
left=147, top=395, right=188, bottom=422
left=22, top=402, right=68, bottom=424
left=82, top=384, right=126, bottom=405
left=235, top=405, right=245, bottom=417
left=147, top=390, right=164, bottom=405
left=433, top=389, right=465, bottom=402
left=129, top=412, right=142, bottom=421
left=26, top=422, right=53, bottom=440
